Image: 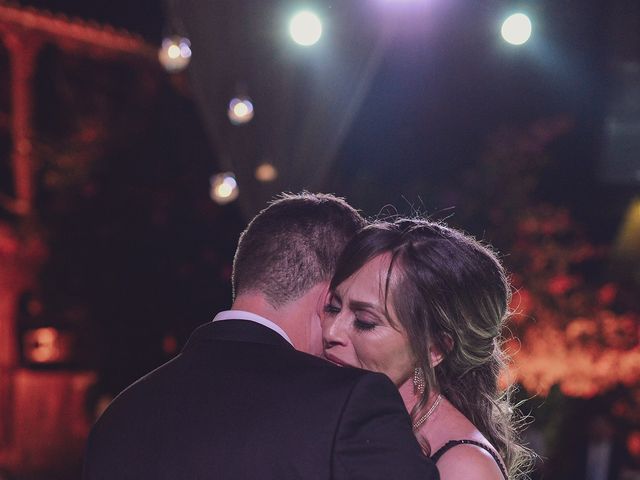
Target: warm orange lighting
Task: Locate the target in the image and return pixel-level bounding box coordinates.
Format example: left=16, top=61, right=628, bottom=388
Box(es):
left=255, top=162, right=278, bottom=182
left=167, top=44, right=181, bottom=59
left=158, top=36, right=192, bottom=72
left=24, top=328, right=58, bottom=363
left=22, top=327, right=72, bottom=364
left=209, top=172, right=239, bottom=205
left=227, top=97, right=254, bottom=125
left=628, top=431, right=640, bottom=459
left=614, top=197, right=640, bottom=257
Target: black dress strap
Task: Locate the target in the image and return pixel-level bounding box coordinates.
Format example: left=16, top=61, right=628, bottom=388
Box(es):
left=431, top=439, right=508, bottom=479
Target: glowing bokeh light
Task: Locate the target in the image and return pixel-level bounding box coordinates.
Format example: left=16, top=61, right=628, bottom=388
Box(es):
left=255, top=163, right=278, bottom=182
left=501, top=13, right=532, bottom=46
left=217, top=182, right=233, bottom=197
left=210, top=172, right=239, bottom=205
left=158, top=36, right=192, bottom=72
left=228, top=97, right=254, bottom=125
left=614, top=197, right=640, bottom=257
left=167, top=44, right=181, bottom=59
left=24, top=327, right=60, bottom=363
left=233, top=103, right=248, bottom=117
left=289, top=11, right=322, bottom=46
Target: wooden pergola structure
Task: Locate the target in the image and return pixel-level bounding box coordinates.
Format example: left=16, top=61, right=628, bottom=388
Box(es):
left=0, top=2, right=157, bottom=474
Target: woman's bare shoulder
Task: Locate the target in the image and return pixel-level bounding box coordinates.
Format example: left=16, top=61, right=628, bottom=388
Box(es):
left=435, top=442, right=505, bottom=480
left=419, top=399, right=506, bottom=479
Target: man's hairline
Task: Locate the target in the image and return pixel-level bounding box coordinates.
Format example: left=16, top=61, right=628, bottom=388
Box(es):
left=234, top=277, right=331, bottom=308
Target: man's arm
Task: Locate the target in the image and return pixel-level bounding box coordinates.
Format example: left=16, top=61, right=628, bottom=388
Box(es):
left=332, top=372, right=440, bottom=480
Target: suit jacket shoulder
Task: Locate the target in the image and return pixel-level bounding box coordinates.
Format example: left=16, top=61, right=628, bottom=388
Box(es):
left=84, top=320, right=438, bottom=480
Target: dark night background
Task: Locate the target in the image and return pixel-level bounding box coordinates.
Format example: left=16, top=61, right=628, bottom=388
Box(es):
left=15, top=0, right=634, bottom=225
left=1, top=0, right=640, bottom=478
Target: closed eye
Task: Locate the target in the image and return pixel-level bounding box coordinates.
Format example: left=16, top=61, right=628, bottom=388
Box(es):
left=323, top=304, right=341, bottom=315
left=354, top=319, right=376, bottom=331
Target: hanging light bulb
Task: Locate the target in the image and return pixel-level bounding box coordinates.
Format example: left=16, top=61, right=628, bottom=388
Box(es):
left=228, top=97, right=254, bottom=125
left=158, top=36, right=192, bottom=72
left=210, top=172, right=239, bottom=204
left=255, top=162, right=278, bottom=182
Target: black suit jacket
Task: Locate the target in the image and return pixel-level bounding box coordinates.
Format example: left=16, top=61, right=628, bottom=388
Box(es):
left=84, top=320, right=439, bottom=479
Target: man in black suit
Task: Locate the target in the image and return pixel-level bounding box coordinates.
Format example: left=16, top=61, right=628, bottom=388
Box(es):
left=84, top=192, right=438, bottom=479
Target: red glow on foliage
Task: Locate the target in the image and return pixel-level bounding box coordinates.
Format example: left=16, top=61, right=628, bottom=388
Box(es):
left=559, top=376, right=599, bottom=398
left=565, top=318, right=598, bottom=343
left=0, top=225, right=20, bottom=255
left=627, top=432, right=640, bottom=459
left=598, top=283, right=617, bottom=306
left=547, top=275, right=579, bottom=296
left=602, top=312, right=638, bottom=349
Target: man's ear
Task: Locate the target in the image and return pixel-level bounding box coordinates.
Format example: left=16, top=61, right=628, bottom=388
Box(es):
left=315, top=282, right=331, bottom=318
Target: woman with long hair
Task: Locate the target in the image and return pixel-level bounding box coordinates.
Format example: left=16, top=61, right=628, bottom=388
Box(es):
left=322, top=218, right=532, bottom=479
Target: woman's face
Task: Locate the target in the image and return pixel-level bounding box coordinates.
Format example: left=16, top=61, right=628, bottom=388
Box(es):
left=321, top=253, right=414, bottom=386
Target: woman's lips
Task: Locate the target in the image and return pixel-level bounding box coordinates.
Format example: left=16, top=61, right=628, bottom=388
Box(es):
left=324, top=352, right=348, bottom=367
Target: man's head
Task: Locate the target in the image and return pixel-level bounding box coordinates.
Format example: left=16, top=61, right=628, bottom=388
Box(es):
left=231, top=192, right=365, bottom=354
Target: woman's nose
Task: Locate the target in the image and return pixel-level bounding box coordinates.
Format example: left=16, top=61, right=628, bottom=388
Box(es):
left=322, top=316, right=347, bottom=349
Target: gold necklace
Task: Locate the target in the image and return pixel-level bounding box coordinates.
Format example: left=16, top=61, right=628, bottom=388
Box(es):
left=412, top=394, right=443, bottom=431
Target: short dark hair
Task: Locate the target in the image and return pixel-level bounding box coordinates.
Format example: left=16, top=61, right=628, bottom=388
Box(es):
left=232, top=192, right=365, bottom=308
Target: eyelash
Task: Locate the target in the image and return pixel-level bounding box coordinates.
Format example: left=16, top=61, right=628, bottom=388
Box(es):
left=324, top=304, right=377, bottom=332
left=354, top=319, right=376, bottom=331
left=323, top=304, right=340, bottom=315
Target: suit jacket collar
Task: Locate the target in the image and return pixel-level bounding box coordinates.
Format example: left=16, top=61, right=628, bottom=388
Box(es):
left=212, top=310, right=293, bottom=345
left=183, top=320, right=295, bottom=352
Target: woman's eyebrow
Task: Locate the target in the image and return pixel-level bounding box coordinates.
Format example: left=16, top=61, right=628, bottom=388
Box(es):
left=348, top=300, right=381, bottom=312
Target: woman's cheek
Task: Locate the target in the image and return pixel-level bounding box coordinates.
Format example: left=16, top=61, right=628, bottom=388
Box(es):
left=354, top=336, right=389, bottom=373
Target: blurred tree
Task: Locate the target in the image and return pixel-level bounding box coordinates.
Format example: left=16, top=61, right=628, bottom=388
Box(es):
left=448, top=117, right=640, bottom=478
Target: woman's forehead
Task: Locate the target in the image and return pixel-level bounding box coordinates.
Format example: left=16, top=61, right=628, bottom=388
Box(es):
left=336, top=253, right=404, bottom=316
left=341, top=254, right=393, bottom=289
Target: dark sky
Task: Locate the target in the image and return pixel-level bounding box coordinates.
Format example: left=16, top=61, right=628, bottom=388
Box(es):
left=328, top=0, right=629, bottom=235
left=16, top=0, right=639, bottom=236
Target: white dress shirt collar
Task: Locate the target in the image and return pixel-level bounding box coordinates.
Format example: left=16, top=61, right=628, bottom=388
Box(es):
left=212, top=310, right=294, bottom=347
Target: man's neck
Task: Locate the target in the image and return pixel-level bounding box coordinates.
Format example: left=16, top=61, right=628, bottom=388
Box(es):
left=231, top=293, right=303, bottom=350
left=231, top=294, right=280, bottom=324
left=231, top=283, right=327, bottom=356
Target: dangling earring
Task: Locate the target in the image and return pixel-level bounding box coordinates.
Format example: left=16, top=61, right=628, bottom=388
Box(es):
left=413, top=367, right=425, bottom=395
